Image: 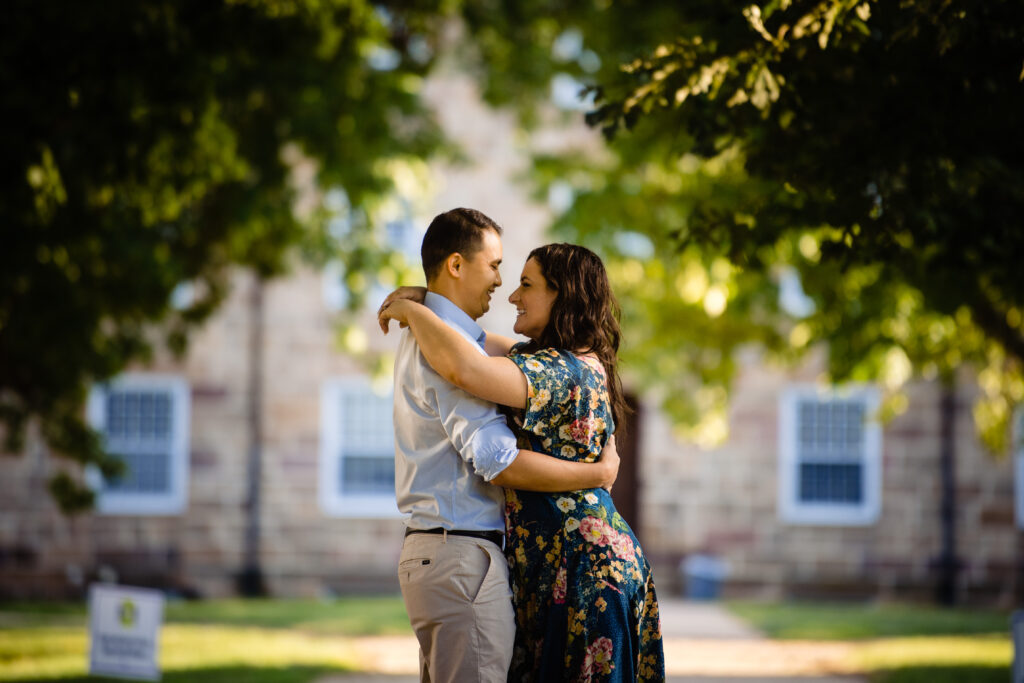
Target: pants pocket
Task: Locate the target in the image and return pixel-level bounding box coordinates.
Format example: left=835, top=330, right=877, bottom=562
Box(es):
left=469, top=543, right=512, bottom=605
left=398, top=539, right=436, bottom=586
left=446, top=543, right=486, bottom=603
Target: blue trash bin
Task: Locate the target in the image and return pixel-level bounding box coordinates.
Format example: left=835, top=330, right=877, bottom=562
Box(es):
left=681, top=554, right=726, bottom=600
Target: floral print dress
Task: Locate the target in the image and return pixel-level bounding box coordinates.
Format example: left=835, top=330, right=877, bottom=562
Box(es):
left=504, top=346, right=664, bottom=682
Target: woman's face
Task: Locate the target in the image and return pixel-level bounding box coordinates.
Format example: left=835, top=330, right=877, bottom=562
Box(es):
left=509, top=257, right=558, bottom=340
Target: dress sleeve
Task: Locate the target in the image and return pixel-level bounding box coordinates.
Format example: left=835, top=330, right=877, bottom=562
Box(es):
left=508, top=348, right=577, bottom=436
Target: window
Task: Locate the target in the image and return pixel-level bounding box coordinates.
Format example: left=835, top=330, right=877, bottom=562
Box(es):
left=86, top=375, right=190, bottom=515
left=778, top=385, right=881, bottom=525
left=319, top=379, right=400, bottom=517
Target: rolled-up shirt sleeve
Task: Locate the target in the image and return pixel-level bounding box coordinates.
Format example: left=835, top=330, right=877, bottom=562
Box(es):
left=433, top=375, right=519, bottom=482
left=463, top=418, right=519, bottom=482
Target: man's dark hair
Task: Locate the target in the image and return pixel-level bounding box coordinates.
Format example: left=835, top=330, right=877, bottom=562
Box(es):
left=421, top=208, right=502, bottom=282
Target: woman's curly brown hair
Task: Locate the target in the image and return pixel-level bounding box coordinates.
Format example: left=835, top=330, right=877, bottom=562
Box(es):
left=519, top=243, right=629, bottom=431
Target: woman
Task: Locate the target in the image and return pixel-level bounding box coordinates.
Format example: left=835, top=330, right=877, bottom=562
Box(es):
left=380, top=243, right=664, bottom=682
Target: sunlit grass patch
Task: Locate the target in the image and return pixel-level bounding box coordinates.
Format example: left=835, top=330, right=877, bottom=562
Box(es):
left=0, top=627, right=85, bottom=680
left=0, top=624, right=362, bottom=682
left=854, top=635, right=1011, bottom=683
left=163, top=596, right=412, bottom=635
left=728, top=600, right=1011, bottom=640
left=855, top=634, right=1010, bottom=668
left=162, top=624, right=362, bottom=668
left=726, top=600, right=1013, bottom=683
left=0, top=596, right=412, bottom=682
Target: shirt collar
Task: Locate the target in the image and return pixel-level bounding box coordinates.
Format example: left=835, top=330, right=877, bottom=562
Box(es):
left=424, top=291, right=486, bottom=350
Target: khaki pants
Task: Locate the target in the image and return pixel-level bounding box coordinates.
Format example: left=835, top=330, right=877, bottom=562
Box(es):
left=398, top=532, right=514, bottom=683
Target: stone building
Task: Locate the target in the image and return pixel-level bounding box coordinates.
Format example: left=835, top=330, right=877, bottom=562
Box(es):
left=639, top=354, right=1023, bottom=605
left=2, top=69, right=1021, bottom=604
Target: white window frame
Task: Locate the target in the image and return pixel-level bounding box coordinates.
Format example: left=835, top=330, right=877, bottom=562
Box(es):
left=319, top=378, right=401, bottom=518
left=778, top=384, right=882, bottom=526
left=1014, top=407, right=1024, bottom=530
left=86, top=374, right=190, bottom=516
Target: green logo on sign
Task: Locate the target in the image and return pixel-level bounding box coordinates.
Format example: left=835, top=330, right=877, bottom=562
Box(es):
left=118, top=599, right=137, bottom=628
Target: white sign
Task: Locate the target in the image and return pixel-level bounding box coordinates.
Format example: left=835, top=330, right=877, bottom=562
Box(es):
left=88, top=584, right=164, bottom=681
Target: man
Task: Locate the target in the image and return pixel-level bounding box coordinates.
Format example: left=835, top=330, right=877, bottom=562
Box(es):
left=380, top=208, right=618, bottom=682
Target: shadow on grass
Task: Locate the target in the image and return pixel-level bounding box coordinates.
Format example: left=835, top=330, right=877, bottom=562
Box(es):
left=20, top=664, right=349, bottom=683
left=871, top=663, right=1010, bottom=683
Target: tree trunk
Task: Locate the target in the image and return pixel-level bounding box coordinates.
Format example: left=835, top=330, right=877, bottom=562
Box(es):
left=934, top=381, right=960, bottom=605
left=238, top=273, right=267, bottom=597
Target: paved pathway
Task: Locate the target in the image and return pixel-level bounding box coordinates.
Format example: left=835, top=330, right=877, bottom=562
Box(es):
left=315, top=599, right=868, bottom=683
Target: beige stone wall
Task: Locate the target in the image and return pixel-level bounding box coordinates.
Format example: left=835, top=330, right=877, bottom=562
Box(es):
left=639, top=350, right=1022, bottom=604
left=0, top=270, right=258, bottom=598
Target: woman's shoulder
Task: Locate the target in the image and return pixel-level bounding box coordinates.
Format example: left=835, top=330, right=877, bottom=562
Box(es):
left=509, top=341, right=530, bottom=355
left=510, top=345, right=605, bottom=384
left=575, top=353, right=607, bottom=379
left=508, top=346, right=580, bottom=388
left=509, top=343, right=569, bottom=363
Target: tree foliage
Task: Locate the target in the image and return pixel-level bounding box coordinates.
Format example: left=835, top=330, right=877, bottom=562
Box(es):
left=0, top=0, right=445, bottom=511
left=459, top=0, right=1024, bottom=448
left=6, top=0, right=1023, bottom=514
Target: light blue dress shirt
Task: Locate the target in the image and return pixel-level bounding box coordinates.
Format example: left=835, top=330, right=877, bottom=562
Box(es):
left=392, top=292, right=519, bottom=532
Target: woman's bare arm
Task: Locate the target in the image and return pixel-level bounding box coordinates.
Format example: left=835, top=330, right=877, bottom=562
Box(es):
left=484, top=331, right=518, bottom=357
left=380, top=299, right=528, bottom=409
left=493, top=436, right=619, bottom=491
left=378, top=287, right=516, bottom=357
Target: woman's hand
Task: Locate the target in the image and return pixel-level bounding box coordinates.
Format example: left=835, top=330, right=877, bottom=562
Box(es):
left=599, top=435, right=619, bottom=492
left=378, top=299, right=420, bottom=334
left=377, top=286, right=427, bottom=333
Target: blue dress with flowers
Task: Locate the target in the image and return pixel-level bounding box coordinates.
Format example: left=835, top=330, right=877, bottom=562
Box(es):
left=504, top=346, right=664, bottom=683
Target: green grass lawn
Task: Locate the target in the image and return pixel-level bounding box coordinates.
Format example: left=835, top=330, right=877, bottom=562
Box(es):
left=728, top=600, right=1012, bottom=639
left=2, top=596, right=1016, bottom=683
left=0, top=596, right=412, bottom=683
left=728, top=600, right=1015, bottom=683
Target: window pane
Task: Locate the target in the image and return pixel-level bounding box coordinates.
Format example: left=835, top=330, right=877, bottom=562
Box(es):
left=106, top=390, right=173, bottom=440
left=339, top=389, right=394, bottom=495
left=796, top=397, right=867, bottom=504
left=102, top=388, right=175, bottom=495
left=797, top=399, right=864, bottom=460
left=341, top=454, right=395, bottom=494
left=798, top=463, right=863, bottom=503
left=106, top=452, right=171, bottom=493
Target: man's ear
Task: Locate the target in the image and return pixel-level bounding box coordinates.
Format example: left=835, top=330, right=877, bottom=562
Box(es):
left=445, top=253, right=463, bottom=279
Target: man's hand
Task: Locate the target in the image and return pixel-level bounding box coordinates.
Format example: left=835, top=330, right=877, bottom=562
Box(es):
left=598, top=435, right=620, bottom=492
left=377, top=286, right=427, bottom=333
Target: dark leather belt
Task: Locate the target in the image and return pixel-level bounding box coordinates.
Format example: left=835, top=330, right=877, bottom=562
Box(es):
left=405, top=527, right=504, bottom=548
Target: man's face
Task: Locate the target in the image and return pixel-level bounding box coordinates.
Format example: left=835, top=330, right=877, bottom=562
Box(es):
left=457, top=229, right=503, bottom=320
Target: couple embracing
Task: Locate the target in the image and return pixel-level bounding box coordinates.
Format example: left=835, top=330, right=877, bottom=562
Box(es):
left=378, top=208, right=665, bottom=682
